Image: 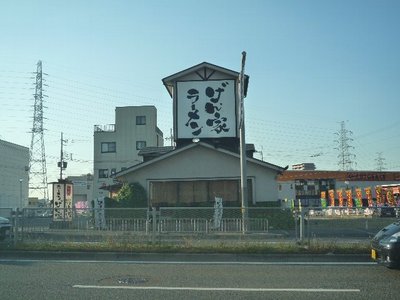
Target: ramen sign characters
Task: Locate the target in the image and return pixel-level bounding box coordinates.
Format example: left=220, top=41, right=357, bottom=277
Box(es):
left=52, top=182, right=73, bottom=221
left=176, top=80, right=236, bottom=139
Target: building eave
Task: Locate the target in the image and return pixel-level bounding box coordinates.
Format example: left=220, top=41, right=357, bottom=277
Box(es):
left=162, top=61, right=249, bottom=98
left=115, top=142, right=286, bottom=179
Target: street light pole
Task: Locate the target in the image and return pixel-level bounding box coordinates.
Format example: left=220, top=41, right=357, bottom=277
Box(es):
left=238, top=51, right=248, bottom=233
left=19, top=178, right=23, bottom=208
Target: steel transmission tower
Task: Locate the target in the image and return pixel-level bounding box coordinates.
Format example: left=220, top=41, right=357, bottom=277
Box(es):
left=29, top=60, right=48, bottom=200
left=334, top=121, right=356, bottom=171
left=375, top=152, right=386, bottom=171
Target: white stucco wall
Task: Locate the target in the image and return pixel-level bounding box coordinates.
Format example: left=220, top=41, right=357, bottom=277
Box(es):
left=118, top=144, right=280, bottom=205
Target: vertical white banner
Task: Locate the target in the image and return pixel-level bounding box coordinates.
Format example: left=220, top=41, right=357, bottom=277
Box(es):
left=53, top=183, right=65, bottom=221
left=65, top=183, right=73, bottom=221
left=94, top=197, right=106, bottom=229
left=214, top=197, right=223, bottom=229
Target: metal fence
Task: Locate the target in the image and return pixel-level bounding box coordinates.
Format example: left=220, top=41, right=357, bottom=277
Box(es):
left=1, top=206, right=399, bottom=245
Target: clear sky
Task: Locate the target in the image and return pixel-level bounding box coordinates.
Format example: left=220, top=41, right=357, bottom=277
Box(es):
left=1, top=0, right=400, bottom=185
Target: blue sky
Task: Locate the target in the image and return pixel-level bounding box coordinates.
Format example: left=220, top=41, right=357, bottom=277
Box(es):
left=1, top=0, right=400, bottom=184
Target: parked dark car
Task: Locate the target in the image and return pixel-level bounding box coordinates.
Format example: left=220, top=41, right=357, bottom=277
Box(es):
left=0, top=216, right=12, bottom=241
left=376, top=206, right=397, bottom=217
left=371, top=221, right=400, bottom=268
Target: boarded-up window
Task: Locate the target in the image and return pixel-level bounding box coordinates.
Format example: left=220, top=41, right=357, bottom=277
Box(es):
left=193, top=181, right=208, bottom=203
left=151, top=181, right=177, bottom=206
left=208, top=180, right=239, bottom=202
left=150, top=179, right=252, bottom=206
left=178, top=181, right=194, bottom=204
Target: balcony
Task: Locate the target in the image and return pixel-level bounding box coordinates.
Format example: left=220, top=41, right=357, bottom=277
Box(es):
left=94, top=124, right=115, bottom=132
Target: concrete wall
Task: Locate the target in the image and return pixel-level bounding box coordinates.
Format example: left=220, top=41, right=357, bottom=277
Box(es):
left=0, top=140, right=29, bottom=208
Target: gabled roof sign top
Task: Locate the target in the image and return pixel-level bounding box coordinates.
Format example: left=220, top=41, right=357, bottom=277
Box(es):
left=162, top=61, right=249, bottom=98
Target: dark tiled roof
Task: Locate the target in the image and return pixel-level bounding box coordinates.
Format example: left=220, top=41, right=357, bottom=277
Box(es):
left=138, top=146, right=174, bottom=156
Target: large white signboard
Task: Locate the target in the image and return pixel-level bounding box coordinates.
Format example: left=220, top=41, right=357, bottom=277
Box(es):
left=176, top=80, right=237, bottom=139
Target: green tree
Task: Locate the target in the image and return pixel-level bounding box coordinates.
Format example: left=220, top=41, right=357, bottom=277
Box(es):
left=114, top=182, right=147, bottom=208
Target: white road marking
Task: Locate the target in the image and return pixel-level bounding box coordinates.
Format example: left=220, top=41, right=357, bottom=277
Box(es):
left=0, top=259, right=376, bottom=266
left=73, top=285, right=361, bottom=292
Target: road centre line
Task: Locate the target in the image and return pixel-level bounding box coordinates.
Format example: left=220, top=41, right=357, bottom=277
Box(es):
left=73, top=285, right=361, bottom=293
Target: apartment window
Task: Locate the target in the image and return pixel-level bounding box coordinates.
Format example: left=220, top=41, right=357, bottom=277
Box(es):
left=136, top=116, right=146, bottom=125
left=136, top=141, right=146, bottom=150
left=110, top=168, right=116, bottom=176
left=99, top=169, right=109, bottom=178
left=101, top=142, right=116, bottom=153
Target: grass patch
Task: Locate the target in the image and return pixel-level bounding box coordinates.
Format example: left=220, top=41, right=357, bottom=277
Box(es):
left=1, top=239, right=370, bottom=255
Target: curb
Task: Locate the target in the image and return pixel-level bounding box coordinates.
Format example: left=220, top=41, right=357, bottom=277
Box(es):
left=0, top=250, right=371, bottom=263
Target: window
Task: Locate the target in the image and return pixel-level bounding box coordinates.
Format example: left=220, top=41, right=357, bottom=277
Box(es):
left=101, top=142, right=116, bottom=153
left=136, top=141, right=146, bottom=150
left=110, top=168, right=116, bottom=176
left=136, top=116, right=146, bottom=125
left=99, top=169, right=109, bottom=178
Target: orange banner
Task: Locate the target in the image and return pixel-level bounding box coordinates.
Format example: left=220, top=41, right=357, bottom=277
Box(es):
left=387, top=189, right=395, bottom=206
left=365, top=187, right=373, bottom=207
left=346, top=189, right=353, bottom=207
left=375, top=186, right=383, bottom=206
left=328, top=189, right=335, bottom=206
left=337, top=189, right=344, bottom=207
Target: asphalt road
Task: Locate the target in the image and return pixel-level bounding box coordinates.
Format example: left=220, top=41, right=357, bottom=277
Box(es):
left=0, top=254, right=399, bottom=300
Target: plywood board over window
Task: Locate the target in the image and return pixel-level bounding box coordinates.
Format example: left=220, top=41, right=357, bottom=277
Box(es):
left=151, top=181, right=177, bottom=206
left=209, top=180, right=238, bottom=202
left=193, top=181, right=208, bottom=203
left=150, top=179, right=253, bottom=207
left=178, top=181, right=194, bottom=204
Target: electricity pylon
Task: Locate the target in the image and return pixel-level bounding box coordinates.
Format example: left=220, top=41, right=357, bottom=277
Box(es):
left=334, top=121, right=356, bottom=171
left=29, top=60, right=48, bottom=200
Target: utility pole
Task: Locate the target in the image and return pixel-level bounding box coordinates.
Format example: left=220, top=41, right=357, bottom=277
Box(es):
left=238, top=51, right=248, bottom=233
left=58, top=132, right=68, bottom=180
left=165, top=128, right=174, bottom=146
left=29, top=60, right=48, bottom=200
left=334, top=121, right=356, bottom=171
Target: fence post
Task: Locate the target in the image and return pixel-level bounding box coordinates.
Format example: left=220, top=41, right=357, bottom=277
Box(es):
left=152, top=207, right=157, bottom=244
left=299, top=209, right=305, bottom=243
left=13, top=208, right=19, bottom=245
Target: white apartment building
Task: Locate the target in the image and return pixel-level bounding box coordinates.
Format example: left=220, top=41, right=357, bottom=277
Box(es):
left=93, top=106, right=164, bottom=199
left=66, top=174, right=94, bottom=207
left=0, top=139, right=29, bottom=209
